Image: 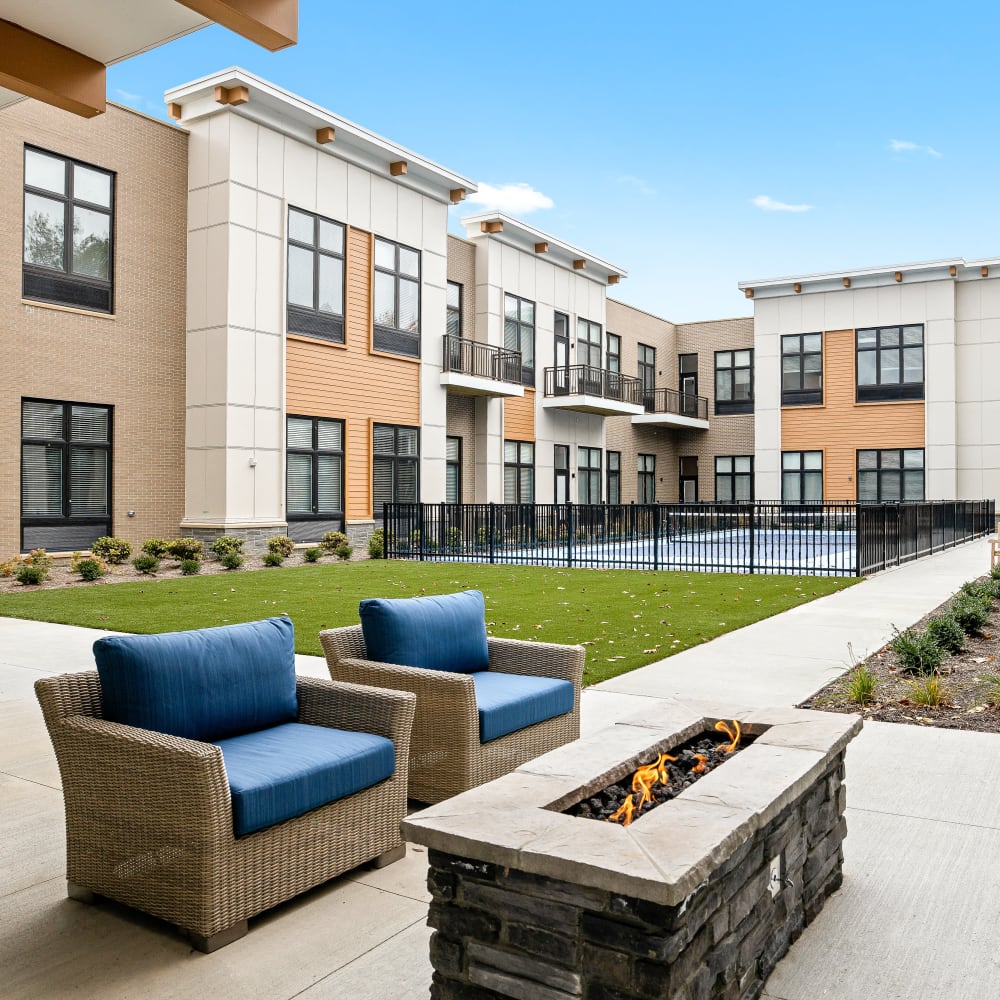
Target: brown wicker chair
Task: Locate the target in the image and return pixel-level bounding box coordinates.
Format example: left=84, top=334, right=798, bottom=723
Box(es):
left=319, top=627, right=584, bottom=804
left=35, top=672, right=415, bottom=952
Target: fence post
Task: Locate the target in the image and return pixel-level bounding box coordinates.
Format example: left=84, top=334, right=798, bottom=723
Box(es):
left=567, top=503, right=575, bottom=568
left=488, top=503, right=496, bottom=565
left=653, top=504, right=660, bottom=572
left=748, top=503, right=755, bottom=575
left=418, top=504, right=425, bottom=561
left=854, top=504, right=862, bottom=577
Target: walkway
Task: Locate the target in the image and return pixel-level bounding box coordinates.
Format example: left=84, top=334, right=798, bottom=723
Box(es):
left=0, top=538, right=994, bottom=998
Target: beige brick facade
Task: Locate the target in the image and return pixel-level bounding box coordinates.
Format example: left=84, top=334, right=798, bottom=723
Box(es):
left=0, top=101, right=187, bottom=555
left=446, top=234, right=476, bottom=341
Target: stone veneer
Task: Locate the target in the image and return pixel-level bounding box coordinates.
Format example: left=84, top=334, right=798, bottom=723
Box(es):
left=403, top=700, right=861, bottom=1000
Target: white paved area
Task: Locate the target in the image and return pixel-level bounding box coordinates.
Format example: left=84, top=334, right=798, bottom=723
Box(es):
left=0, top=537, right=995, bottom=999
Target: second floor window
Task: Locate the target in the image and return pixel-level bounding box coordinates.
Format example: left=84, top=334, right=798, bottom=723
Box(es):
left=638, top=344, right=656, bottom=406
left=782, top=334, right=823, bottom=406
left=23, top=147, right=114, bottom=314
left=715, top=349, right=754, bottom=414
left=374, top=238, right=421, bottom=357
left=504, top=294, right=535, bottom=387
left=606, top=333, right=621, bottom=374
left=287, top=208, right=345, bottom=342
left=577, top=319, right=602, bottom=369
left=446, top=282, right=462, bottom=339
left=856, top=325, right=924, bottom=402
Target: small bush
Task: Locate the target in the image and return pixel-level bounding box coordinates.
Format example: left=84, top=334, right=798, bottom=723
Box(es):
left=179, top=558, right=201, bottom=576
left=368, top=528, right=384, bottom=559
left=0, top=557, right=20, bottom=578
left=321, top=530, right=349, bottom=553
left=91, top=536, right=132, bottom=564
left=263, top=551, right=284, bottom=567
left=221, top=552, right=244, bottom=570
left=335, top=543, right=353, bottom=560
left=846, top=663, right=878, bottom=706
left=210, top=535, right=245, bottom=559
left=890, top=626, right=945, bottom=675
left=167, top=537, right=203, bottom=561
left=76, top=558, right=105, bottom=581
left=267, top=535, right=295, bottom=557
left=924, top=614, right=966, bottom=655
left=991, top=562, right=1000, bottom=582
left=142, top=538, right=169, bottom=558
left=951, top=594, right=991, bottom=635
left=71, top=551, right=107, bottom=574
left=909, top=676, right=949, bottom=708
left=979, top=673, right=1000, bottom=707
left=15, top=563, right=47, bottom=586
left=132, top=554, right=160, bottom=575
left=303, top=547, right=323, bottom=563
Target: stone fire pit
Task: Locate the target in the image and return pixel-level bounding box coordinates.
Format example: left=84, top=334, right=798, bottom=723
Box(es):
left=402, top=698, right=861, bottom=1000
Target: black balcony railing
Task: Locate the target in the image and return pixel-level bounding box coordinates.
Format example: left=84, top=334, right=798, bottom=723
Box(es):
left=442, top=336, right=522, bottom=384
left=643, top=387, right=709, bottom=421
left=543, top=365, right=643, bottom=404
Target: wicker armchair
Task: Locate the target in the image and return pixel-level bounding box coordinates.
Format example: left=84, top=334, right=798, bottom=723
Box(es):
left=35, top=672, right=415, bottom=952
left=319, top=627, right=584, bottom=804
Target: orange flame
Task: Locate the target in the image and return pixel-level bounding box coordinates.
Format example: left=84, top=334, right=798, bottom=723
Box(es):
left=631, top=752, right=677, bottom=808
left=714, top=719, right=742, bottom=754
left=691, top=753, right=708, bottom=774
left=608, top=796, right=635, bottom=826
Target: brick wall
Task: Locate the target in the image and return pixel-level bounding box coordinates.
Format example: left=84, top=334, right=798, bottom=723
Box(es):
left=447, top=234, right=476, bottom=341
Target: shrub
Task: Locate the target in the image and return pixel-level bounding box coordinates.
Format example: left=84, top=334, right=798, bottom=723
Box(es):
left=179, top=558, right=201, bottom=576
left=980, top=673, right=1000, bottom=707
left=845, top=663, right=878, bottom=706
left=24, top=548, right=53, bottom=576
left=951, top=594, right=991, bottom=635
left=267, top=535, right=295, bottom=557
left=71, top=551, right=106, bottom=574
left=16, top=563, right=47, bottom=586
left=90, top=536, right=132, bottom=564
left=303, top=547, right=323, bottom=563
left=890, top=626, right=945, bottom=675
left=221, top=552, right=244, bottom=570
left=321, top=530, right=349, bottom=553
left=142, top=538, right=169, bottom=558
left=909, top=676, right=949, bottom=708
left=132, top=554, right=160, bottom=575
left=0, top=557, right=21, bottom=578
left=210, top=535, right=245, bottom=559
left=76, top=558, right=105, bottom=582
left=167, top=537, right=203, bottom=561
left=335, top=543, right=353, bottom=560
left=992, top=562, right=1000, bottom=582
left=924, top=614, right=966, bottom=655
left=263, top=551, right=284, bottom=567
left=368, top=528, right=384, bottom=559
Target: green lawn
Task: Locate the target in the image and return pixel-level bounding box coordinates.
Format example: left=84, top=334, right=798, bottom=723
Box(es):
left=0, top=562, right=856, bottom=686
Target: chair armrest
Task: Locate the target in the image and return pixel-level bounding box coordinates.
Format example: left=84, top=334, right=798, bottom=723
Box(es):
left=296, top=675, right=416, bottom=748
left=487, top=637, right=585, bottom=687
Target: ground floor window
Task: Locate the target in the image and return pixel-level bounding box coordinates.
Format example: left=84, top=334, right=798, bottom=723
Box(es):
left=606, top=450, right=621, bottom=505
left=715, top=456, right=753, bottom=503
left=554, top=444, right=570, bottom=504
left=373, top=423, right=419, bottom=515
left=638, top=453, right=655, bottom=504
left=857, top=448, right=924, bottom=501
left=446, top=436, right=462, bottom=504
left=578, top=446, right=601, bottom=504
left=286, top=416, right=344, bottom=534
left=782, top=450, right=823, bottom=502
left=504, top=440, right=534, bottom=503
left=21, top=397, right=111, bottom=551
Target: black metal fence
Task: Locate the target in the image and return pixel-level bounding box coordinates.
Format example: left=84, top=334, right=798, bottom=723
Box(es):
left=382, top=500, right=995, bottom=577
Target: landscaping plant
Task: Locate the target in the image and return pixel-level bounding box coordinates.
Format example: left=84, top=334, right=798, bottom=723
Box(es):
left=90, top=536, right=132, bottom=564
left=179, top=559, right=201, bottom=576
left=335, top=543, right=353, bottom=560
left=908, top=676, right=949, bottom=708
left=132, top=555, right=160, bottom=575
left=220, top=552, right=244, bottom=570
left=267, top=535, right=295, bottom=558
left=923, top=614, right=966, bottom=655
left=303, top=547, right=323, bottom=563
left=210, top=535, right=245, bottom=560
left=321, top=531, right=349, bottom=553
left=75, top=558, right=105, bottom=582
left=846, top=663, right=878, bottom=706
left=889, top=625, right=945, bottom=675
left=166, top=537, right=203, bottom=561
left=142, top=538, right=169, bottom=558
left=263, top=551, right=284, bottom=567
left=367, top=528, right=384, bottom=559
left=951, top=593, right=991, bottom=635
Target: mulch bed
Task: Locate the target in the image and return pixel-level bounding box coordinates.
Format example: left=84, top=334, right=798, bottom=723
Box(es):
left=801, top=581, right=1000, bottom=733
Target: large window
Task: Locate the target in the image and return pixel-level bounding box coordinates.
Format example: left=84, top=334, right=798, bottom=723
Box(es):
left=286, top=208, right=345, bottom=342
left=446, top=436, right=462, bottom=504
left=373, top=238, right=420, bottom=356
left=446, top=282, right=462, bottom=339
left=638, top=454, right=656, bottom=504
left=577, top=319, right=602, bottom=368
left=781, top=334, right=823, bottom=406
left=286, top=416, right=344, bottom=535
left=715, top=349, right=754, bottom=414
left=856, top=325, right=924, bottom=402
left=606, top=333, right=621, bottom=374
left=504, top=294, right=535, bottom=387
left=578, top=447, right=601, bottom=504
left=554, top=444, right=570, bottom=504
left=23, top=147, right=114, bottom=313
left=504, top=440, right=534, bottom=503
left=857, top=448, right=924, bottom=501
left=638, top=344, right=656, bottom=407
left=781, top=451, right=823, bottom=502
left=373, top=424, right=419, bottom=515
left=606, top=450, right=621, bottom=505
left=21, top=398, right=111, bottom=551
left=715, top=456, right=753, bottom=503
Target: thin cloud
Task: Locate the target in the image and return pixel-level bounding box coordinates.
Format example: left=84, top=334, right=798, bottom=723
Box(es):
left=465, top=182, right=554, bottom=215
left=112, top=88, right=143, bottom=104
left=752, top=194, right=812, bottom=213
left=889, top=139, right=942, bottom=158
left=617, top=174, right=657, bottom=197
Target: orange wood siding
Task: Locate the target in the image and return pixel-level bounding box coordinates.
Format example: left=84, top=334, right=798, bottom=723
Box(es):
left=286, top=226, right=420, bottom=520
left=781, top=328, right=924, bottom=500
left=503, top=390, right=535, bottom=441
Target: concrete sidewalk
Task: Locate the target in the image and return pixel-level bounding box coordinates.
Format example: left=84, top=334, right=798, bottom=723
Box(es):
left=0, top=537, right=996, bottom=998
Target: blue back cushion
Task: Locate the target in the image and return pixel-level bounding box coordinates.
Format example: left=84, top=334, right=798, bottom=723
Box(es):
left=94, top=616, right=298, bottom=742
left=359, top=590, right=489, bottom=673
left=472, top=671, right=575, bottom=743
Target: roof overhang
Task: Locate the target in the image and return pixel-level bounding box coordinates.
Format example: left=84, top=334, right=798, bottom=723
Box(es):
left=461, top=212, right=627, bottom=286
left=165, top=68, right=477, bottom=206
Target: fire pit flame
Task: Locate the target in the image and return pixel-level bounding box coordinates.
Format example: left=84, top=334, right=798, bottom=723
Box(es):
left=691, top=754, right=708, bottom=774
left=608, top=796, right=635, bottom=826
left=714, top=719, right=742, bottom=753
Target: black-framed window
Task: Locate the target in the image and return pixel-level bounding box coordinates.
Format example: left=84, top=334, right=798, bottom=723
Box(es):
left=286, top=208, right=345, bottom=342
left=638, top=344, right=656, bottom=407
left=577, top=318, right=602, bottom=369
left=715, top=349, right=754, bottom=414
left=781, top=451, right=823, bottom=502
left=554, top=444, right=570, bottom=504
left=606, top=333, right=621, bottom=374
left=638, top=453, right=656, bottom=504
left=856, top=325, right=924, bottom=402
left=715, top=456, right=753, bottom=503
left=504, top=294, right=535, bottom=387
left=21, top=398, right=111, bottom=552
left=857, top=448, right=925, bottom=501
left=373, top=423, right=419, bottom=515
left=578, top=446, right=601, bottom=504
left=781, top=333, right=823, bottom=405
left=446, top=435, right=462, bottom=504
left=374, top=237, right=420, bottom=357
left=23, top=147, right=114, bottom=314
left=504, top=440, right=534, bottom=502
left=286, top=415, right=344, bottom=535
left=606, top=450, right=621, bottom=505
left=446, top=282, right=462, bottom=339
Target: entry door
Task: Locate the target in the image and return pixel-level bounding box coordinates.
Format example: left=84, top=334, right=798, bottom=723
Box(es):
left=554, top=312, right=570, bottom=394
left=679, top=354, right=698, bottom=416
left=679, top=456, right=698, bottom=502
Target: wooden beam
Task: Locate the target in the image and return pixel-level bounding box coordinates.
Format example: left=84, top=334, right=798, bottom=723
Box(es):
left=744, top=288, right=754, bottom=299
left=534, top=242, right=549, bottom=254
left=215, top=85, right=249, bottom=106
left=894, top=271, right=903, bottom=283
left=450, top=188, right=467, bottom=204
left=480, top=220, right=503, bottom=234
left=573, top=259, right=586, bottom=270
left=167, top=102, right=184, bottom=121
left=793, top=283, right=801, bottom=293
left=607, top=274, right=620, bottom=286
left=0, top=18, right=105, bottom=118
left=983, top=266, right=990, bottom=278
left=949, top=265, right=958, bottom=277
left=389, top=161, right=408, bottom=176
left=175, top=0, right=298, bottom=52
left=315, top=126, right=335, bottom=144
left=842, top=277, right=851, bottom=288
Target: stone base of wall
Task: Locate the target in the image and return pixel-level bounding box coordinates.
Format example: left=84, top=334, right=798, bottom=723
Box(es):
left=346, top=520, right=377, bottom=551
left=184, top=524, right=288, bottom=555
left=426, top=751, right=847, bottom=1000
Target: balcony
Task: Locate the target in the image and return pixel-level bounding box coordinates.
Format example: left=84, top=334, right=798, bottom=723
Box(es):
left=541, top=365, right=645, bottom=416
left=631, top=387, right=710, bottom=429
left=439, top=336, right=524, bottom=397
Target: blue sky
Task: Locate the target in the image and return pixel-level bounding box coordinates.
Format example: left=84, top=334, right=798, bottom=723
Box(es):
left=108, top=1, right=997, bottom=322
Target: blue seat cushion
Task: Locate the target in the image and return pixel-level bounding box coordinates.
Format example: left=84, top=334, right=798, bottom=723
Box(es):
left=94, top=617, right=297, bottom=742
left=471, top=671, right=575, bottom=744
left=359, top=590, right=489, bottom=674
left=214, top=722, right=395, bottom=837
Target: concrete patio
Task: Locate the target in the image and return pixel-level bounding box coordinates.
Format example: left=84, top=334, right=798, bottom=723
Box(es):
left=0, top=538, right=996, bottom=999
